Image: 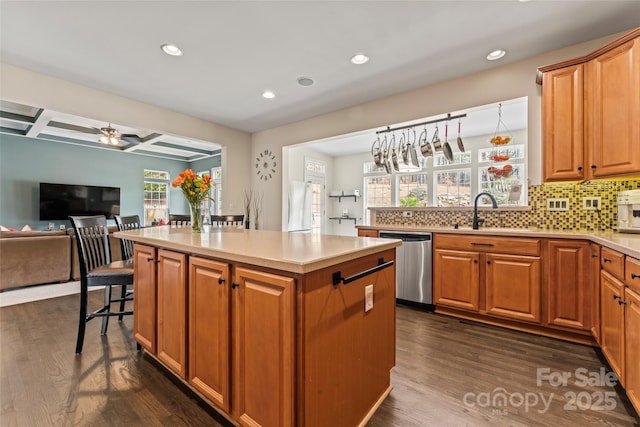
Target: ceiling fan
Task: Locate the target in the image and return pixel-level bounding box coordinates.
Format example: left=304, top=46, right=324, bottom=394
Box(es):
left=94, top=123, right=139, bottom=145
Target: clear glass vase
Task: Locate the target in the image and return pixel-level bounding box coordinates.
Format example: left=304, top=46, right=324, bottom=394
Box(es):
left=189, top=201, right=203, bottom=233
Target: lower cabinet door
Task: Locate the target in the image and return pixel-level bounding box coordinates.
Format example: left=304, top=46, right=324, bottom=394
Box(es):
left=156, top=249, right=187, bottom=379
left=188, top=257, right=230, bottom=412
left=433, top=249, right=480, bottom=311
left=625, top=287, right=640, bottom=413
left=232, top=267, right=294, bottom=427
left=485, top=253, right=541, bottom=323
left=133, top=244, right=157, bottom=353
left=600, top=270, right=625, bottom=386
left=546, top=240, right=592, bottom=331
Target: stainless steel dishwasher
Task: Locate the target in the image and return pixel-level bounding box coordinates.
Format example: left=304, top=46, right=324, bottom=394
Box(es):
left=379, top=230, right=433, bottom=308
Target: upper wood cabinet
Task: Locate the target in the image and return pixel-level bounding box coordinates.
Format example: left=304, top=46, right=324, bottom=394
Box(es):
left=539, top=28, right=640, bottom=181
left=542, top=64, right=585, bottom=181
left=587, top=36, right=640, bottom=178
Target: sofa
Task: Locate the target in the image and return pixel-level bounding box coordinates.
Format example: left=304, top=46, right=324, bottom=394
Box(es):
left=0, top=227, right=124, bottom=291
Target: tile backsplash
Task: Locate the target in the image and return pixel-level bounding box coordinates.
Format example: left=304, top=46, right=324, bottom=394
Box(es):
left=371, top=178, right=640, bottom=231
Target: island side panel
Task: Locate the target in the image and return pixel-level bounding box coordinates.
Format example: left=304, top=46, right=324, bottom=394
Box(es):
left=299, top=248, right=396, bottom=427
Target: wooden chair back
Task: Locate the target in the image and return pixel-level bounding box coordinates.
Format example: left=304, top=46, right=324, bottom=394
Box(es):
left=114, top=214, right=141, bottom=260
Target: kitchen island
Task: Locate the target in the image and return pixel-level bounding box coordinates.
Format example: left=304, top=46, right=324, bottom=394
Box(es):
left=114, top=225, right=400, bottom=427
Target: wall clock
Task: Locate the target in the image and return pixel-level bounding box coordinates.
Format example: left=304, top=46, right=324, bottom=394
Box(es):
left=256, top=149, right=277, bottom=181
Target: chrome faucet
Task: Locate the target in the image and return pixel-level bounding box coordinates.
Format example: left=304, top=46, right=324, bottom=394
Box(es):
left=472, top=192, right=498, bottom=230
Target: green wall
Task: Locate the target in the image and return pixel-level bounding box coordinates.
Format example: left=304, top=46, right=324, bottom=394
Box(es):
left=0, top=134, right=221, bottom=230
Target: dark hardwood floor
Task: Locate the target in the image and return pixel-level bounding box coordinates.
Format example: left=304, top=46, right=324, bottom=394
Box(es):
left=1, top=292, right=638, bottom=426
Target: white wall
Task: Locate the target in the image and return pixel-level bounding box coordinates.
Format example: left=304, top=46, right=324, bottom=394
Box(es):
left=252, top=31, right=625, bottom=231
left=281, top=145, right=334, bottom=232
left=332, top=153, right=370, bottom=236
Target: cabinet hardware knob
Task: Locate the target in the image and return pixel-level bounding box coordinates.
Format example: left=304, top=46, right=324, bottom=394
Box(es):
left=631, top=273, right=640, bottom=280
left=613, top=294, right=621, bottom=300
left=147, top=257, right=154, bottom=262
left=218, top=278, right=225, bottom=285
left=591, top=165, right=597, bottom=169
left=474, top=259, right=478, bottom=264
left=486, top=261, right=491, bottom=265
left=618, top=300, right=627, bottom=305
left=603, top=258, right=612, bottom=263
left=577, top=166, right=583, bottom=171
left=231, top=283, right=239, bottom=289
left=591, top=254, right=598, bottom=258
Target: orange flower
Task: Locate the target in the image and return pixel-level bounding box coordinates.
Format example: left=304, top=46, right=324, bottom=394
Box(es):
left=172, top=168, right=214, bottom=205
left=171, top=176, right=184, bottom=187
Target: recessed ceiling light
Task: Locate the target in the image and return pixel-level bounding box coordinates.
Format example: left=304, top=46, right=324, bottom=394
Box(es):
left=486, top=49, right=506, bottom=61
left=297, top=77, right=315, bottom=87
left=350, top=53, right=369, bottom=65
left=161, top=43, right=183, bottom=56
left=262, top=91, right=276, bottom=99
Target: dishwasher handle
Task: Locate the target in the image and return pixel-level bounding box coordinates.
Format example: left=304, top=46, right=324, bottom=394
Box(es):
left=332, top=258, right=394, bottom=285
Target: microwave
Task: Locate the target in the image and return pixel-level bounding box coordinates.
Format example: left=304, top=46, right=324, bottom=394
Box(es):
left=617, top=189, right=640, bottom=233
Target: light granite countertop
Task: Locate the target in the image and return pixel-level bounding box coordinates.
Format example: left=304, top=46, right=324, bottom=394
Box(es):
left=115, top=225, right=401, bottom=274
left=358, top=225, right=640, bottom=259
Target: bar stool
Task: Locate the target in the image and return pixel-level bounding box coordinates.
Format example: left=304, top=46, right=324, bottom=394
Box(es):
left=69, top=215, right=134, bottom=354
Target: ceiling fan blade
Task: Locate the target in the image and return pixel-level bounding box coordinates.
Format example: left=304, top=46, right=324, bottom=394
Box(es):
left=91, top=126, right=109, bottom=135
left=119, top=135, right=141, bottom=145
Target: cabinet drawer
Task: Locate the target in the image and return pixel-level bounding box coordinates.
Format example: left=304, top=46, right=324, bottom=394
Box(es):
left=357, top=229, right=379, bottom=238
left=601, top=247, right=625, bottom=280
left=626, top=256, right=640, bottom=293
left=434, top=234, right=540, bottom=256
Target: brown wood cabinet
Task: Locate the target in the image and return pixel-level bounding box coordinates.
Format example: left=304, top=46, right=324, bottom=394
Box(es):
left=133, top=243, right=157, bottom=353
left=188, top=257, right=231, bottom=412
left=433, top=249, right=480, bottom=311
left=486, top=253, right=541, bottom=323
left=357, top=228, right=379, bottom=238
left=433, top=234, right=541, bottom=324
left=539, top=28, right=640, bottom=181
left=625, top=256, right=640, bottom=293
left=232, top=267, right=295, bottom=427
left=542, top=64, right=585, bottom=181
left=600, top=270, right=626, bottom=386
left=156, top=249, right=188, bottom=379
left=125, top=228, right=398, bottom=427
left=586, top=36, right=640, bottom=178
left=546, top=240, right=593, bottom=332
left=133, top=245, right=188, bottom=378
left=591, top=243, right=601, bottom=343
left=624, top=286, right=640, bottom=414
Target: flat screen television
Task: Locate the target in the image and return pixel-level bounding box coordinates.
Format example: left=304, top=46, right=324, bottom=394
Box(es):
left=39, top=182, right=121, bottom=220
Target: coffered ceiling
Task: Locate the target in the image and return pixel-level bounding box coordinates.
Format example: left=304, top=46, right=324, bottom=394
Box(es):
left=0, top=100, right=221, bottom=161
left=0, top=1, right=638, bottom=158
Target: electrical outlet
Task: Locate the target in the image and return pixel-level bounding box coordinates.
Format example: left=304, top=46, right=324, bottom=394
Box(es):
left=365, top=284, right=374, bottom=312
left=402, top=211, right=413, bottom=218
left=546, top=198, right=570, bottom=211
left=583, top=197, right=602, bottom=210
